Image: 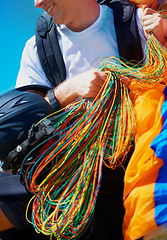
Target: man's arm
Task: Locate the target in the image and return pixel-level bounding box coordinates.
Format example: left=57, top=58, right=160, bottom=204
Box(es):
left=16, top=37, right=107, bottom=110
left=45, top=69, right=107, bottom=108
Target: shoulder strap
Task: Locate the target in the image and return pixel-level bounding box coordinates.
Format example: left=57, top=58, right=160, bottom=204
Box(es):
left=98, top=0, right=143, bottom=64
left=36, top=12, right=66, bottom=87
left=36, top=1, right=143, bottom=87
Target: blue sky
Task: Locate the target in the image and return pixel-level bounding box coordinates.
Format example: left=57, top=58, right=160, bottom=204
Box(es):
left=0, top=0, right=43, bottom=95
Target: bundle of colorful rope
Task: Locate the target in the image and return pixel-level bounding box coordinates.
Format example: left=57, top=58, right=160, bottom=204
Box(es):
left=21, top=69, right=134, bottom=239
left=21, top=34, right=167, bottom=240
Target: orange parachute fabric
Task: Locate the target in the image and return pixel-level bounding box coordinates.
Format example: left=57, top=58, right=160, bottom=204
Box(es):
left=123, top=84, right=166, bottom=240
left=21, top=34, right=167, bottom=240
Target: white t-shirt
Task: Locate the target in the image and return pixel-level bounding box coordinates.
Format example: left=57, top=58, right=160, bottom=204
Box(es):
left=16, top=5, right=146, bottom=89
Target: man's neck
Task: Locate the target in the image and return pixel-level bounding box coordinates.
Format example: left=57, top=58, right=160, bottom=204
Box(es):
left=66, top=1, right=100, bottom=32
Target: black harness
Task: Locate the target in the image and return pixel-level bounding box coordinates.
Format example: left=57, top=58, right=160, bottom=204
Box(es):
left=36, top=0, right=143, bottom=88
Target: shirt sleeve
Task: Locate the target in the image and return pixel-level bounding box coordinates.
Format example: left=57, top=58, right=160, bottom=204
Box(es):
left=16, top=36, right=54, bottom=89
left=136, top=8, right=147, bottom=57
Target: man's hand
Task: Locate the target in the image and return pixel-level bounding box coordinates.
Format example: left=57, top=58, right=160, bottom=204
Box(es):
left=73, top=69, right=107, bottom=99
left=53, top=69, right=107, bottom=108
left=142, top=5, right=167, bottom=46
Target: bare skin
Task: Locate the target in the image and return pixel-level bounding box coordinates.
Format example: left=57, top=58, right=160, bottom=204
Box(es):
left=141, top=0, right=158, bottom=9
left=34, top=0, right=107, bottom=108
left=0, top=0, right=107, bottom=231
left=1, top=0, right=167, bottom=232
left=36, top=0, right=167, bottom=108
left=142, top=5, right=167, bottom=47
left=49, top=69, right=107, bottom=108
left=0, top=209, right=13, bottom=231
left=34, top=0, right=100, bottom=32
left=131, top=0, right=158, bottom=9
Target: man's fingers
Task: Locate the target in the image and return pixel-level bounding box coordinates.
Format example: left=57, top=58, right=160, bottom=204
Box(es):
left=94, top=70, right=107, bottom=81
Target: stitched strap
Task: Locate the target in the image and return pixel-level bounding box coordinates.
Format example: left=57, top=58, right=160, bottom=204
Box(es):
left=98, top=0, right=143, bottom=63
left=47, top=89, right=61, bottom=112
left=36, top=12, right=66, bottom=87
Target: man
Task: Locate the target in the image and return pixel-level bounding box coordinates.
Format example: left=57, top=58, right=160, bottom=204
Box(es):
left=0, top=0, right=166, bottom=239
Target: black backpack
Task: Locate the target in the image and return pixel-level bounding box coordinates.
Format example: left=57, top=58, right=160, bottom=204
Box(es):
left=36, top=0, right=143, bottom=88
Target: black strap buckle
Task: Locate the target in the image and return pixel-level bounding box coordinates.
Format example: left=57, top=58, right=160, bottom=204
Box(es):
left=2, top=119, right=55, bottom=174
